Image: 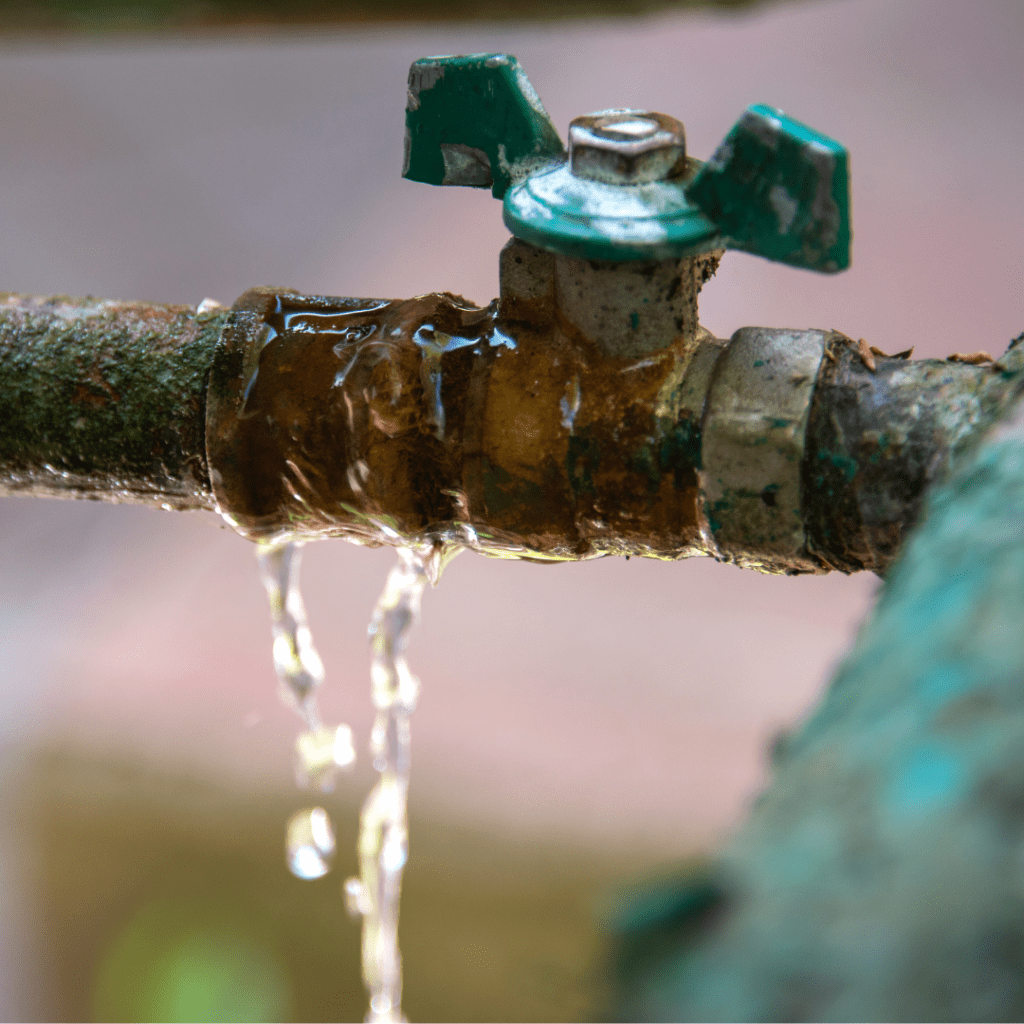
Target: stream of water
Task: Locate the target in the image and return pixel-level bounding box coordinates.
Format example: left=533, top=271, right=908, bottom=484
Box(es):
left=258, top=538, right=453, bottom=1022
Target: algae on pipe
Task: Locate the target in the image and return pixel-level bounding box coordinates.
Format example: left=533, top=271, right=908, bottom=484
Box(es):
left=0, top=293, right=225, bottom=510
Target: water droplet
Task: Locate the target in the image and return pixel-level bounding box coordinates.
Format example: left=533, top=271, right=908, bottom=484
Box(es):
left=369, top=993, right=397, bottom=1022
left=344, top=877, right=372, bottom=918
left=422, top=540, right=461, bottom=587
left=285, top=807, right=335, bottom=880
left=258, top=542, right=325, bottom=726
left=381, top=834, right=406, bottom=873
left=295, top=724, right=356, bottom=791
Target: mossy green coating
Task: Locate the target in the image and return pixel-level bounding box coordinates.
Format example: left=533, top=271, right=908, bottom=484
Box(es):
left=0, top=294, right=227, bottom=509
left=613, top=396, right=1024, bottom=1022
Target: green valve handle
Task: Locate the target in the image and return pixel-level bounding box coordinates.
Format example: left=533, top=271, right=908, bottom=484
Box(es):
left=687, top=104, right=851, bottom=272
left=403, top=53, right=850, bottom=271
left=403, top=54, right=565, bottom=200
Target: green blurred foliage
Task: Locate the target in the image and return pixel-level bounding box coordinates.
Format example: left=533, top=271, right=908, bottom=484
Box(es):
left=12, top=747, right=689, bottom=1022
left=92, top=897, right=291, bottom=1022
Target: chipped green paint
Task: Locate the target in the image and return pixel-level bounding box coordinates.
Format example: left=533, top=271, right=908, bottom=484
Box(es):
left=403, top=53, right=564, bottom=200
left=824, top=449, right=858, bottom=482
left=403, top=54, right=851, bottom=269
left=686, top=104, right=850, bottom=273
left=479, top=455, right=547, bottom=515
left=706, top=497, right=730, bottom=535
left=628, top=442, right=661, bottom=494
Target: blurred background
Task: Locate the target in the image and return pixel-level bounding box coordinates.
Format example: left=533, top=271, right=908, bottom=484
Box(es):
left=0, top=0, right=1021, bottom=1019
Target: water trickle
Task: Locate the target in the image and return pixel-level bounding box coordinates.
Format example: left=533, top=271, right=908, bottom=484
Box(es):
left=295, top=724, right=356, bottom=792
left=259, top=534, right=458, bottom=1021
left=345, top=542, right=451, bottom=1024
left=258, top=539, right=354, bottom=888
left=256, top=541, right=325, bottom=729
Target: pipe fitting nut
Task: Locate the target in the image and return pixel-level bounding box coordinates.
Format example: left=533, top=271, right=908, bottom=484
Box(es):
left=568, top=110, right=687, bottom=185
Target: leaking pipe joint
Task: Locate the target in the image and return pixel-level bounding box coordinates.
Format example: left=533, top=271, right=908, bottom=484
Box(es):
left=202, top=266, right=1024, bottom=575
left=4, top=53, right=1024, bottom=578
left=2, top=280, right=1023, bottom=578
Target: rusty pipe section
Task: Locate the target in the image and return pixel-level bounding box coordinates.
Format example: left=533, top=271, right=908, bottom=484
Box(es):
left=204, top=249, right=1024, bottom=573
left=2, top=278, right=1021, bottom=574
left=207, top=285, right=718, bottom=561
left=0, top=293, right=226, bottom=510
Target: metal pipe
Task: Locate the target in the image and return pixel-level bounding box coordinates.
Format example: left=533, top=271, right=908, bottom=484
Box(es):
left=207, top=281, right=1024, bottom=574
left=3, top=286, right=1023, bottom=576
left=0, top=293, right=226, bottom=511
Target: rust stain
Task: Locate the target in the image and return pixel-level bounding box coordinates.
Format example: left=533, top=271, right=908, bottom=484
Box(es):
left=207, top=289, right=706, bottom=558
left=948, top=351, right=994, bottom=365
left=857, top=338, right=876, bottom=373
left=869, top=344, right=912, bottom=359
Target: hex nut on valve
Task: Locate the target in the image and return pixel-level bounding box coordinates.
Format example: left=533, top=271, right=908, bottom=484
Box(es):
left=568, top=110, right=687, bottom=185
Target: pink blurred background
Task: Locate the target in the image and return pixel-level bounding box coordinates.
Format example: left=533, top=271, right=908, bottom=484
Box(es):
left=0, top=0, right=1021, bottom=1015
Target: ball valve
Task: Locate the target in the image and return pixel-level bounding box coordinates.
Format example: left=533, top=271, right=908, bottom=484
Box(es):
left=0, top=54, right=1018, bottom=581
left=403, top=52, right=849, bottom=271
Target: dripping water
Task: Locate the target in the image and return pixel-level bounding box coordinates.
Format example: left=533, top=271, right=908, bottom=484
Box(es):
left=344, top=540, right=454, bottom=1023
left=258, top=536, right=458, bottom=1022
left=257, top=541, right=323, bottom=729
left=257, top=540, right=354, bottom=880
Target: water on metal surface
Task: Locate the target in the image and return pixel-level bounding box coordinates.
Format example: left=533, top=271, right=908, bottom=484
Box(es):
left=209, top=289, right=713, bottom=563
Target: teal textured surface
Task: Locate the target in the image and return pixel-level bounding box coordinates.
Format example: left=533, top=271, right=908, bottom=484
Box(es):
left=685, top=104, right=851, bottom=272
left=502, top=160, right=722, bottom=261
left=402, top=53, right=564, bottom=200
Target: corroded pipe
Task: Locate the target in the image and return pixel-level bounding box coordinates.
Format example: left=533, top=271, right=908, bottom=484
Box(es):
left=207, top=256, right=1024, bottom=574
left=2, top=279, right=1022, bottom=576
left=0, top=293, right=226, bottom=510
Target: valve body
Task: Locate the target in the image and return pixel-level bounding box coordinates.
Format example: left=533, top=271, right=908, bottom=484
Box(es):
left=203, top=261, right=1023, bottom=574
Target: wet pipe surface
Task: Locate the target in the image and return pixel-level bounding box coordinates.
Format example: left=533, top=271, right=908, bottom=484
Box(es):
left=1, top=287, right=1019, bottom=576
left=207, top=287, right=1024, bottom=577
left=208, top=288, right=709, bottom=561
